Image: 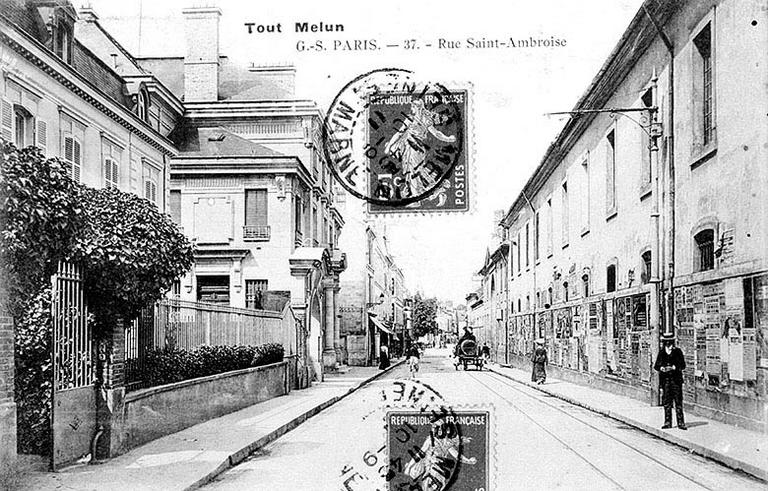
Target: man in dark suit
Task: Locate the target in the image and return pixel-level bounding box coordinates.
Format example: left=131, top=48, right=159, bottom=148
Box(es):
left=654, top=333, right=687, bottom=430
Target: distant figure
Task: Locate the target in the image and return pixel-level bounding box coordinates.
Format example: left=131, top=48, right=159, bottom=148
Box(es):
left=407, top=344, right=421, bottom=379
left=531, top=339, right=548, bottom=384
left=481, top=343, right=491, bottom=359
left=379, top=345, right=390, bottom=370
left=654, top=333, right=687, bottom=430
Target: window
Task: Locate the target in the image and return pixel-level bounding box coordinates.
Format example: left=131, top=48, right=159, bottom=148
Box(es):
left=546, top=198, right=553, bottom=255
left=197, top=276, right=229, bottom=304
left=169, top=190, right=181, bottom=225
left=561, top=181, right=569, bottom=245
left=563, top=282, right=569, bottom=302
left=245, top=279, right=268, bottom=310
left=605, top=130, right=616, bottom=214
left=694, top=23, right=714, bottom=146
left=516, top=231, right=521, bottom=274
left=142, top=162, right=160, bottom=205
left=536, top=292, right=541, bottom=308
left=54, top=22, right=73, bottom=64
left=526, top=295, right=530, bottom=311
left=244, top=189, right=269, bottom=240
left=580, top=156, right=590, bottom=232
left=294, top=194, right=303, bottom=243
left=312, top=206, right=318, bottom=244
left=582, top=274, right=590, bottom=297
left=14, top=110, right=25, bottom=147
left=607, top=264, right=617, bottom=293
left=534, top=212, right=540, bottom=261
left=323, top=216, right=329, bottom=246
left=63, top=135, right=82, bottom=182
left=104, top=158, right=119, bottom=189
left=694, top=229, right=715, bottom=272
left=144, top=180, right=157, bottom=203
left=525, top=223, right=530, bottom=267
left=640, top=88, right=653, bottom=188
left=517, top=299, right=521, bottom=312
left=547, top=287, right=553, bottom=307
left=137, top=90, right=149, bottom=123
left=641, top=251, right=652, bottom=284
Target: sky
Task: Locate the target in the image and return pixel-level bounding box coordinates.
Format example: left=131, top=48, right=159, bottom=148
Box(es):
left=86, top=0, right=644, bottom=304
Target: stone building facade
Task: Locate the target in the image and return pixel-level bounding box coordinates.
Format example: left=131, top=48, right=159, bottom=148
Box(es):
left=482, top=0, right=767, bottom=430
left=138, top=7, right=347, bottom=380
left=336, top=207, right=410, bottom=365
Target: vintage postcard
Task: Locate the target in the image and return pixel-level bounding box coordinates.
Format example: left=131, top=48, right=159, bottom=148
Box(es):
left=0, top=0, right=766, bottom=490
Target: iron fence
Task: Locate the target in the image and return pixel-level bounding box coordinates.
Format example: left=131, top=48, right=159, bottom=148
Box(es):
left=125, top=299, right=297, bottom=391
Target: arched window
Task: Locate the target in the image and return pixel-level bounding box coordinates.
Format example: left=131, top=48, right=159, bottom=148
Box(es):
left=582, top=274, right=590, bottom=297
left=563, top=281, right=569, bottom=302
left=694, top=229, right=715, bottom=272
left=547, top=287, right=553, bottom=307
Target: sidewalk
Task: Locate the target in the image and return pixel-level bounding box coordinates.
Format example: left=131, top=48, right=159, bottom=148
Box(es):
left=487, top=364, right=768, bottom=482
left=22, top=361, right=404, bottom=491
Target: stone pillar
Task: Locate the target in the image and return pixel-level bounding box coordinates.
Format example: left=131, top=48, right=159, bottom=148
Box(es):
left=0, top=310, right=17, bottom=465
left=323, top=286, right=337, bottom=370
left=333, top=287, right=343, bottom=364
left=95, top=318, right=127, bottom=459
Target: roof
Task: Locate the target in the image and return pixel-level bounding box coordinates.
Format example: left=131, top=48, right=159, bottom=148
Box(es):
left=74, top=10, right=146, bottom=77
left=478, top=242, right=509, bottom=276
left=135, top=57, right=297, bottom=102
left=1, top=1, right=129, bottom=108
left=502, top=0, right=679, bottom=227
left=172, top=126, right=285, bottom=158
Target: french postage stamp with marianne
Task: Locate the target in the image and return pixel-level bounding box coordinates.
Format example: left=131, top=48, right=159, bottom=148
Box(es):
left=322, top=69, right=471, bottom=215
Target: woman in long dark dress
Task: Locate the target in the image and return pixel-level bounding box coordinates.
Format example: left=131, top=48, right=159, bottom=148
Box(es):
left=531, top=339, right=548, bottom=384
left=378, top=345, right=391, bottom=370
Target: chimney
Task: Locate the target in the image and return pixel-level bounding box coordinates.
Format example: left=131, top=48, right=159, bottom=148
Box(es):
left=182, top=6, right=221, bottom=102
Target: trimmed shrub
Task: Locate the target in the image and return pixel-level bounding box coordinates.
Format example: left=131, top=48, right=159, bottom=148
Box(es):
left=142, top=343, right=285, bottom=387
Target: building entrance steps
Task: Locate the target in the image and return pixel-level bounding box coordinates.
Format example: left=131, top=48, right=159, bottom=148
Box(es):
left=22, top=362, right=404, bottom=491
left=487, top=364, right=768, bottom=482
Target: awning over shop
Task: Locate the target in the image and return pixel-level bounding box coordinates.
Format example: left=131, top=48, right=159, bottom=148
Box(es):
left=368, top=314, right=394, bottom=335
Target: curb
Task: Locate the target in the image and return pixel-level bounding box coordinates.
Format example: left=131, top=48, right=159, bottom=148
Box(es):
left=185, top=359, right=406, bottom=490
left=488, top=365, right=768, bottom=483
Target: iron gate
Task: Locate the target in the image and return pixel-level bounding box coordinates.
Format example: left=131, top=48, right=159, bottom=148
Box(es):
left=51, top=261, right=96, bottom=469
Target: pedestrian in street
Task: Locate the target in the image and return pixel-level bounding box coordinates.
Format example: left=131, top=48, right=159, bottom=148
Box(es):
left=379, top=344, right=390, bottom=370
left=654, top=333, right=687, bottom=430
left=407, top=344, right=421, bottom=379
left=531, top=339, right=547, bottom=384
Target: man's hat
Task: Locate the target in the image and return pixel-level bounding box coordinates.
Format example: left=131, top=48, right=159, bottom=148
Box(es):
left=660, top=332, right=675, bottom=341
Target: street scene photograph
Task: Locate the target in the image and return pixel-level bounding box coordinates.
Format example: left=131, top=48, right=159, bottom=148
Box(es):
left=0, top=0, right=766, bottom=489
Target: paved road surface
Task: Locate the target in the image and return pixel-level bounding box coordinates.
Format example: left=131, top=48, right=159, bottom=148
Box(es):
left=205, top=350, right=764, bottom=490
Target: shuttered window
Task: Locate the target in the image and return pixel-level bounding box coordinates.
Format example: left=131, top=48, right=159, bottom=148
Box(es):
left=144, top=180, right=157, bottom=203
left=35, top=119, right=47, bottom=155
left=245, top=189, right=268, bottom=227
left=1, top=99, right=12, bottom=142
left=63, top=135, right=82, bottom=182
left=104, top=158, right=119, bottom=189
left=169, top=190, right=181, bottom=224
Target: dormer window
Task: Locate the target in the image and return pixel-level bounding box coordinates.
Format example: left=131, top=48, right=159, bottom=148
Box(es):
left=54, top=23, right=72, bottom=63
left=137, top=90, right=149, bottom=123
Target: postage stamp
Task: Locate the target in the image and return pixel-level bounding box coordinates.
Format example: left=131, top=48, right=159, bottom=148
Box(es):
left=387, top=410, right=490, bottom=491
left=322, top=68, right=470, bottom=213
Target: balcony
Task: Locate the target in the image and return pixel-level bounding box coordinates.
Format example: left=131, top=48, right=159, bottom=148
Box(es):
left=243, top=225, right=271, bottom=241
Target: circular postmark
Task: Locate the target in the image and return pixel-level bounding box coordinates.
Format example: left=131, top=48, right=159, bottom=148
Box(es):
left=322, top=68, right=464, bottom=207
left=339, top=378, right=464, bottom=491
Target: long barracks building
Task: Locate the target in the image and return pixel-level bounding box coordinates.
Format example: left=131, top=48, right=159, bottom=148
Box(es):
left=475, top=0, right=768, bottom=431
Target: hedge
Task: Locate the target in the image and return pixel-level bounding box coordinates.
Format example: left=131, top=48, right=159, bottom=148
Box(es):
left=141, top=343, right=285, bottom=387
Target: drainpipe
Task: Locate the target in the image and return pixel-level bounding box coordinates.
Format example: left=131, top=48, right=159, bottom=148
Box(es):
left=644, top=3, right=674, bottom=406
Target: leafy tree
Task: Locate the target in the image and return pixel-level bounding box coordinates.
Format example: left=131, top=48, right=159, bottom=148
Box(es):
left=412, top=296, right=439, bottom=339
left=72, top=187, right=194, bottom=332
left=0, top=143, right=83, bottom=317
